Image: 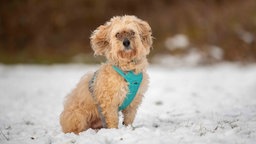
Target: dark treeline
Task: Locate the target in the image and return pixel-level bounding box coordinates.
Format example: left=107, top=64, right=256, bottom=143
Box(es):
left=0, top=0, right=255, bottom=63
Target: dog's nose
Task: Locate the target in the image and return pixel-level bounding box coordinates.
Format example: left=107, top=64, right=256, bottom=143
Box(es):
left=123, top=38, right=130, bottom=47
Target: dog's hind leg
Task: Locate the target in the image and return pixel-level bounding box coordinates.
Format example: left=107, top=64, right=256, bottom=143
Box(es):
left=60, top=109, right=89, bottom=134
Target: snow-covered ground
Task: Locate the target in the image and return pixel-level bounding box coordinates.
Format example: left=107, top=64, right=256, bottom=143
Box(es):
left=0, top=63, right=256, bottom=144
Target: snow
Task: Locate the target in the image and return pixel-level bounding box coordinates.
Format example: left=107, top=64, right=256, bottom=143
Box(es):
left=208, top=46, right=224, bottom=61
left=152, top=50, right=203, bottom=67
left=0, top=63, right=256, bottom=144
left=235, top=28, right=254, bottom=44
left=165, top=34, right=189, bottom=50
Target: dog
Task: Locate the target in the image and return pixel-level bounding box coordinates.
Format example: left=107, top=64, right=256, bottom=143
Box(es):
left=60, top=15, right=153, bottom=134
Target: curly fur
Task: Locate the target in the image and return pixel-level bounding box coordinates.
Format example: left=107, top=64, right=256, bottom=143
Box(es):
left=60, top=15, right=153, bottom=134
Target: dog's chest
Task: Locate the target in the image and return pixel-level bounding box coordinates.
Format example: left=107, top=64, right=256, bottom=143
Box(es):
left=89, top=66, right=143, bottom=110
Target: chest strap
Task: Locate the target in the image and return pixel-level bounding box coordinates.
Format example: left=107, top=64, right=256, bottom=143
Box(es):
left=112, top=66, right=143, bottom=111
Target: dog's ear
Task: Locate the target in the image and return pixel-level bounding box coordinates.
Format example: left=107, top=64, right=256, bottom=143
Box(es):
left=90, top=21, right=111, bottom=56
left=135, top=18, right=153, bottom=52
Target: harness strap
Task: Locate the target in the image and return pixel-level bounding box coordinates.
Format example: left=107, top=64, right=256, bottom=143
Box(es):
left=88, top=71, right=107, bottom=128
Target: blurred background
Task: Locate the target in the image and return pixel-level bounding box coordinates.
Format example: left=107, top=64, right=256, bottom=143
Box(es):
left=0, top=0, right=256, bottom=65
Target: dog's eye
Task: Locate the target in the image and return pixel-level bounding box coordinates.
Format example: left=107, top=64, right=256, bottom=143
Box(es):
left=131, top=31, right=135, bottom=36
left=115, top=32, right=120, bottom=38
left=140, top=35, right=146, bottom=41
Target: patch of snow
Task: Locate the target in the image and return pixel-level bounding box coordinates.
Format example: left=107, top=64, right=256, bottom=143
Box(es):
left=209, top=46, right=224, bottom=60
left=0, top=64, right=256, bottom=144
left=241, top=32, right=254, bottom=44
left=235, top=28, right=254, bottom=44
left=153, top=49, right=203, bottom=67
left=165, top=34, right=190, bottom=51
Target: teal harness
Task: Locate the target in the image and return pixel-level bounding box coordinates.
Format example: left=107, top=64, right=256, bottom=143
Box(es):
left=112, top=66, right=143, bottom=111
left=88, top=66, right=143, bottom=128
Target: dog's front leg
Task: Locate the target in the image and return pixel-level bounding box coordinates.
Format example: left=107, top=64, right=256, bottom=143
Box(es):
left=122, top=107, right=137, bottom=126
left=122, top=94, right=143, bottom=126
left=101, top=105, right=119, bottom=128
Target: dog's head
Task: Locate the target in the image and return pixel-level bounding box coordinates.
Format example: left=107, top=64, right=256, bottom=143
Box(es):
left=90, top=15, right=152, bottom=63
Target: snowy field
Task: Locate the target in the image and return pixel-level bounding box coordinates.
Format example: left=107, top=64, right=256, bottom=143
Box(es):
left=0, top=63, right=256, bottom=144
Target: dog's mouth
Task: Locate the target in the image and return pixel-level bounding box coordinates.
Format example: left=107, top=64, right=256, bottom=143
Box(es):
left=118, top=48, right=137, bottom=59
left=123, top=46, right=133, bottom=52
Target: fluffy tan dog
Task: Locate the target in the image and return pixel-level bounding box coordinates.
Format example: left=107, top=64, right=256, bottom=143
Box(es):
left=60, top=15, right=153, bottom=134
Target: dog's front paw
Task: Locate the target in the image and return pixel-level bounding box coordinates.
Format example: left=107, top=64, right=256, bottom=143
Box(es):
left=122, top=122, right=136, bottom=130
